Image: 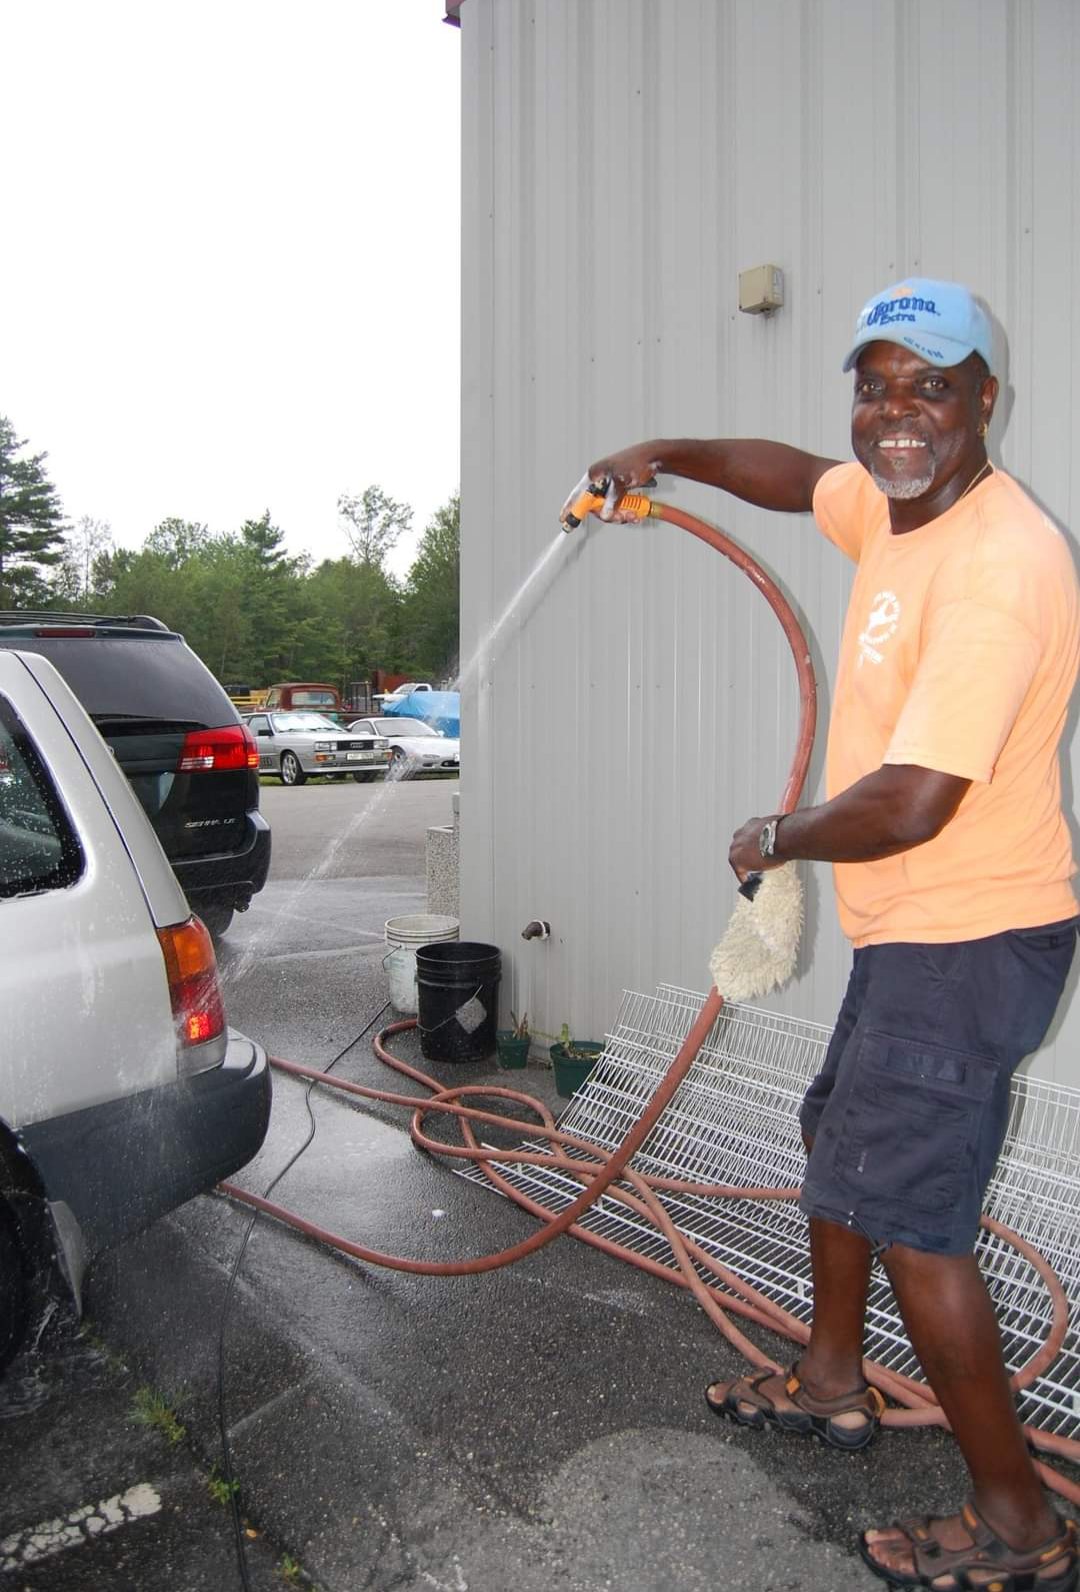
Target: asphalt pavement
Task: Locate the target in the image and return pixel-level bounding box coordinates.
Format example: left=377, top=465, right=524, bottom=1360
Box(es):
left=1, top=777, right=979, bottom=1591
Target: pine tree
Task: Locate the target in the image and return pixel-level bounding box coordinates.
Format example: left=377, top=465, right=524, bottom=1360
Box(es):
left=238, top=510, right=305, bottom=682
left=0, top=415, right=65, bottom=608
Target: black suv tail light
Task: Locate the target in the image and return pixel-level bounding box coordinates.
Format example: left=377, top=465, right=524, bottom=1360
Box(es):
left=177, top=725, right=258, bottom=773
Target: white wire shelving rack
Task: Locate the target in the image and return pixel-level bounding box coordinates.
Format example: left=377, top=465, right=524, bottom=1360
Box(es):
left=459, top=983, right=1080, bottom=1442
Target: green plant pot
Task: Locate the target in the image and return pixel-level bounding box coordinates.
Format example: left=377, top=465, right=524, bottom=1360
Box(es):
left=495, top=1031, right=531, bottom=1069
left=549, top=1040, right=604, bottom=1098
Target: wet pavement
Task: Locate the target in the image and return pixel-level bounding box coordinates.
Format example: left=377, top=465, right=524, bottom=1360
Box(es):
left=0, top=780, right=985, bottom=1589
left=0, top=1332, right=285, bottom=1590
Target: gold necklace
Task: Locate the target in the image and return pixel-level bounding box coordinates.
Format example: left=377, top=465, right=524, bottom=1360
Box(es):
left=955, top=459, right=993, bottom=504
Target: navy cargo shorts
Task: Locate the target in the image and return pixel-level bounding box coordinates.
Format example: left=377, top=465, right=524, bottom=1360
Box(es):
left=798, top=919, right=1078, bottom=1255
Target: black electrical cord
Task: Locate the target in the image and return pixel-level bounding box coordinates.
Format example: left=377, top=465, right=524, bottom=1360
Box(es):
left=215, top=999, right=392, bottom=1592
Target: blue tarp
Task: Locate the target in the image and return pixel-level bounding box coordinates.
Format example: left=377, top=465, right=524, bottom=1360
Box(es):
left=381, top=691, right=460, bottom=738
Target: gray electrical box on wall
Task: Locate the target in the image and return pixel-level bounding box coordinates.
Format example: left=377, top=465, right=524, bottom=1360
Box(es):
left=739, top=264, right=785, bottom=314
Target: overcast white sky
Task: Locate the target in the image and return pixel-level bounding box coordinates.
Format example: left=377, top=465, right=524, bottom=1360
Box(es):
left=2, top=0, right=461, bottom=578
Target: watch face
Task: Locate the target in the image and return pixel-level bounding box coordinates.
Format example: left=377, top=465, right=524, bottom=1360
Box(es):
left=760, top=821, right=777, bottom=859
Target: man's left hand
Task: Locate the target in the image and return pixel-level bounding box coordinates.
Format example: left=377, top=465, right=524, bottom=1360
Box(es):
left=729, top=815, right=785, bottom=884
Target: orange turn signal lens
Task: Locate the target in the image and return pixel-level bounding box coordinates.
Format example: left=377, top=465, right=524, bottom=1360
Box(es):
left=157, top=916, right=226, bottom=1053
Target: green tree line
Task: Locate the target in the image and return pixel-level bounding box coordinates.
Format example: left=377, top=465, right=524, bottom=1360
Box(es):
left=0, top=414, right=460, bottom=691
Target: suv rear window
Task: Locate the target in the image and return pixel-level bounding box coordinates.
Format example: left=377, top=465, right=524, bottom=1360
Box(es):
left=0, top=696, right=84, bottom=898
left=0, top=634, right=236, bottom=726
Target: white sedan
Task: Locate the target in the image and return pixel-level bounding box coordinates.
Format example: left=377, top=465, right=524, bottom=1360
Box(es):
left=347, top=716, right=460, bottom=779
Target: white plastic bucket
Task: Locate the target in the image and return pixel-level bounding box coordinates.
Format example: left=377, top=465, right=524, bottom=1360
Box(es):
left=383, top=913, right=460, bottom=1013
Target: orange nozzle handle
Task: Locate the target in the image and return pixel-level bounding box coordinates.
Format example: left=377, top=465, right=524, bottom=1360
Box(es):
left=616, top=493, right=653, bottom=520
left=560, top=484, right=655, bottom=531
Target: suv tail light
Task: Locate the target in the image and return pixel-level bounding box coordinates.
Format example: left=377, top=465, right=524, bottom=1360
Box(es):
left=177, top=724, right=259, bottom=772
left=29, top=626, right=96, bottom=637
left=157, top=916, right=228, bottom=1075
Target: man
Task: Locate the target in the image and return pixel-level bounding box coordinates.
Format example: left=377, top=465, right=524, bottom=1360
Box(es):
left=577, top=278, right=1080, bottom=1590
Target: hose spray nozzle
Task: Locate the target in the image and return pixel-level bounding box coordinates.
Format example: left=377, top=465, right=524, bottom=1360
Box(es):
left=559, top=477, right=656, bottom=533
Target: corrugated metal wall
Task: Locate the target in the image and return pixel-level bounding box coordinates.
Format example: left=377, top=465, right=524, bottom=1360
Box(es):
left=458, top=0, right=1080, bottom=1083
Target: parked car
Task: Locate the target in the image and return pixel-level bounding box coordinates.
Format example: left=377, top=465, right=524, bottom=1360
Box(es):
left=0, top=613, right=271, bottom=939
left=376, top=681, right=432, bottom=709
left=246, top=710, right=391, bottom=785
left=0, top=648, right=270, bottom=1367
left=346, top=715, right=460, bottom=779
left=262, top=682, right=347, bottom=721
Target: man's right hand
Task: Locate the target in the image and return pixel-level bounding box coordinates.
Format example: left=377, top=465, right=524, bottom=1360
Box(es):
left=562, top=444, right=663, bottom=522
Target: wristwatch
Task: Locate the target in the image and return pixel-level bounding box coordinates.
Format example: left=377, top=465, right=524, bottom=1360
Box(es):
left=759, top=818, right=780, bottom=860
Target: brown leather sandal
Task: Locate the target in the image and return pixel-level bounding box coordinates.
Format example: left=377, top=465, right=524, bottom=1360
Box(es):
left=704, top=1361, right=885, bottom=1451
left=858, top=1499, right=1079, bottom=1590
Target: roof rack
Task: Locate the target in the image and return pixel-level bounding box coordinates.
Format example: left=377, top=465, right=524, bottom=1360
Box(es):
left=0, top=612, right=172, bottom=632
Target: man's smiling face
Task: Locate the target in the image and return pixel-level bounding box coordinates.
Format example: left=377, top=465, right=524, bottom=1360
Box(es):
left=850, top=342, right=997, bottom=515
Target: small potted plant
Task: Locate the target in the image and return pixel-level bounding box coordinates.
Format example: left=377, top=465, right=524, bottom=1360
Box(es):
left=496, top=1010, right=531, bottom=1069
left=549, top=1024, right=604, bottom=1098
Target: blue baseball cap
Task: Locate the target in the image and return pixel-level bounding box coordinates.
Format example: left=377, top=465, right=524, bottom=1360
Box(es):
left=842, top=277, right=994, bottom=373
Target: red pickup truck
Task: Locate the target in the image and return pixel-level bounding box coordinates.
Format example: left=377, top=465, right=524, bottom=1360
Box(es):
left=263, top=682, right=345, bottom=717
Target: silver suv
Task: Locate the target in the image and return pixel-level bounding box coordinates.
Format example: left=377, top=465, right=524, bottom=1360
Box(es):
left=0, top=649, right=270, bottom=1367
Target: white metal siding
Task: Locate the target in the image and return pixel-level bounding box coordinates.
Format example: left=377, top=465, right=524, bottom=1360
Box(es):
left=459, top=0, right=1080, bottom=1083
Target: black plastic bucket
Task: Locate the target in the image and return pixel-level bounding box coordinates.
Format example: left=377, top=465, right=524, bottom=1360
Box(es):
left=416, top=941, right=501, bottom=1063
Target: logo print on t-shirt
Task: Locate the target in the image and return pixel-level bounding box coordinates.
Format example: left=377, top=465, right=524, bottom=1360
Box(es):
left=858, top=589, right=901, bottom=667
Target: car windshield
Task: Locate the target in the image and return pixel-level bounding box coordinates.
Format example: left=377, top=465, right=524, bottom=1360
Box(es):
left=270, top=712, right=339, bottom=732
left=289, top=690, right=337, bottom=706
left=375, top=718, right=438, bottom=736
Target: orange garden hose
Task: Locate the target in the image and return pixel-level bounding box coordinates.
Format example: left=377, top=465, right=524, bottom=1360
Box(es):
left=220, top=495, right=1080, bottom=1509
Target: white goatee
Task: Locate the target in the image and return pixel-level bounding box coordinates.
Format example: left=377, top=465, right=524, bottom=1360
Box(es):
left=870, top=470, right=935, bottom=500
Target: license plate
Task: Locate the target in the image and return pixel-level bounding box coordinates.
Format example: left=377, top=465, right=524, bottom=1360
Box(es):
left=346, top=751, right=374, bottom=762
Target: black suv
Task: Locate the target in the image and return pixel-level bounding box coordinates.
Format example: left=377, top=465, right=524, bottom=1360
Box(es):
left=0, top=613, right=270, bottom=935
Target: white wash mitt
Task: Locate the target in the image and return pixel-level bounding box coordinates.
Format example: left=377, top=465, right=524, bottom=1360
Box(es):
left=708, top=863, right=804, bottom=1002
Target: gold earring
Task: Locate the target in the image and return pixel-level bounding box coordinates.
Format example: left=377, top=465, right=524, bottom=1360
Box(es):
left=978, top=422, right=988, bottom=436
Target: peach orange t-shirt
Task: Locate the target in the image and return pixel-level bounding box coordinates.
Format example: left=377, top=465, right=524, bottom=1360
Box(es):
left=813, top=462, right=1079, bottom=946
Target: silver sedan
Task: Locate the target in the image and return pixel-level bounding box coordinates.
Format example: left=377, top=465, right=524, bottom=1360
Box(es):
left=246, top=711, right=390, bottom=786
left=346, top=716, right=460, bottom=779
